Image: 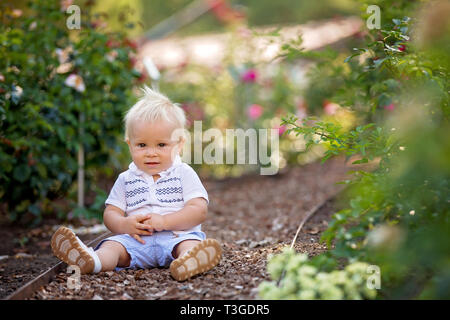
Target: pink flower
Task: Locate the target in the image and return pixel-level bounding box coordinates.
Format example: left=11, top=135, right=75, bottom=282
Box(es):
left=182, top=103, right=205, bottom=124
left=241, top=69, right=257, bottom=83
left=398, top=44, right=406, bottom=52
left=11, top=9, right=23, bottom=18
left=277, top=125, right=287, bottom=136
left=60, top=0, right=74, bottom=11
left=323, top=100, right=339, bottom=115
left=123, top=39, right=138, bottom=50
left=247, top=104, right=263, bottom=120
left=237, top=26, right=252, bottom=39
left=384, top=103, right=395, bottom=111
left=209, top=0, right=246, bottom=23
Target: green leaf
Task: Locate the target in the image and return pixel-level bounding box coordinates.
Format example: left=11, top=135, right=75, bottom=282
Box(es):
left=352, top=158, right=369, bottom=164
left=13, top=165, right=31, bottom=183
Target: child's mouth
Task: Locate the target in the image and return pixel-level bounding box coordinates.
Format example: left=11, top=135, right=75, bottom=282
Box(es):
left=145, top=162, right=159, bottom=166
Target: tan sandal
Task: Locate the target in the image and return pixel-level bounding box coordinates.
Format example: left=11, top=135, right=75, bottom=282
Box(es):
left=170, top=238, right=222, bottom=281
left=51, top=226, right=96, bottom=274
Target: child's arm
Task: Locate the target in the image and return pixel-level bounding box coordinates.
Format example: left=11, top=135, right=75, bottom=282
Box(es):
left=145, top=197, right=207, bottom=232
left=104, top=204, right=153, bottom=243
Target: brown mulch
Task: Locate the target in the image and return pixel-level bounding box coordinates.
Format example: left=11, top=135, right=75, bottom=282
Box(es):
left=1, top=156, right=355, bottom=300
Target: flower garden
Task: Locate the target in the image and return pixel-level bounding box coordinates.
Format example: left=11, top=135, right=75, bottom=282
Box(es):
left=0, top=0, right=449, bottom=301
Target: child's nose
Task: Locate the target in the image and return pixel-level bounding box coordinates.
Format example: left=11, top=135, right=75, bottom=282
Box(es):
left=145, top=147, right=157, bottom=156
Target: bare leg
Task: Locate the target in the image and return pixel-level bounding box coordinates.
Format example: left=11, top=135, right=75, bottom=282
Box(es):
left=172, top=240, right=200, bottom=259
left=95, top=240, right=131, bottom=271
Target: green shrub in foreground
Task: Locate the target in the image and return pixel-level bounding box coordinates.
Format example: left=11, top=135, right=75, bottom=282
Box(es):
left=258, top=247, right=377, bottom=300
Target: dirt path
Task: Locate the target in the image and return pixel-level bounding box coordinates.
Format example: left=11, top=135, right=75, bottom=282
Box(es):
left=2, top=156, right=353, bottom=300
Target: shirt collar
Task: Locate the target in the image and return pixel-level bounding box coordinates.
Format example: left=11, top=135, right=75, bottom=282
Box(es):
left=128, top=154, right=182, bottom=178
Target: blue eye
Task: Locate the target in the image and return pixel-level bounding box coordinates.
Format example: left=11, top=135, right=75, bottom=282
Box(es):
left=138, top=143, right=146, bottom=148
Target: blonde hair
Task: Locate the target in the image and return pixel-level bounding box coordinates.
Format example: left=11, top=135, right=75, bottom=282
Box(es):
left=124, top=85, right=186, bottom=141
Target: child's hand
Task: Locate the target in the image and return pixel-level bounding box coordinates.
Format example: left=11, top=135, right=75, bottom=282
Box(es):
left=124, top=214, right=154, bottom=244
left=143, top=213, right=166, bottom=233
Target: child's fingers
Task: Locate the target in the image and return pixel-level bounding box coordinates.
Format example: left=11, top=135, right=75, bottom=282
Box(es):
left=135, top=224, right=153, bottom=235
left=133, top=214, right=152, bottom=222
left=137, top=228, right=153, bottom=236
left=132, top=234, right=145, bottom=244
left=136, top=222, right=150, bottom=230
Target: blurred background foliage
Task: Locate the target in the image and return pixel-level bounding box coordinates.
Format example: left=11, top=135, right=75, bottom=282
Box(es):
left=260, top=0, right=450, bottom=299
left=0, top=0, right=139, bottom=224
left=1, top=0, right=359, bottom=38
left=1, top=0, right=361, bottom=223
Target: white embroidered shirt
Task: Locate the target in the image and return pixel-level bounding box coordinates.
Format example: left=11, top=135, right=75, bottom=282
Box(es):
left=105, top=155, right=209, bottom=235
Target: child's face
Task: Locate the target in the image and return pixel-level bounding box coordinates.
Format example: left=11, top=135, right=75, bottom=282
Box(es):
left=127, top=119, right=184, bottom=176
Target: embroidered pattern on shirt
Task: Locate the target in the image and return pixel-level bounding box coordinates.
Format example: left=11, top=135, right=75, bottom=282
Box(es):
left=156, top=177, right=181, bottom=185
left=125, top=176, right=149, bottom=209
left=127, top=198, right=146, bottom=207
left=125, top=178, right=146, bottom=185
left=155, top=177, right=184, bottom=204
left=125, top=186, right=149, bottom=198
left=156, top=187, right=182, bottom=195
left=158, top=198, right=184, bottom=203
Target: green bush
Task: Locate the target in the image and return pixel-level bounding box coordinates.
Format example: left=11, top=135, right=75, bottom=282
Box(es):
left=264, top=0, right=450, bottom=299
left=0, top=0, right=140, bottom=223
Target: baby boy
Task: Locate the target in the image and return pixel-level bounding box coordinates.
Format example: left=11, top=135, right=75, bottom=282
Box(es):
left=51, top=86, right=222, bottom=281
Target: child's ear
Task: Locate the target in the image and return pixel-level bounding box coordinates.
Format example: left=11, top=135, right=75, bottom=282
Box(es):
left=179, top=137, right=185, bottom=149
left=177, top=137, right=185, bottom=155
left=126, top=138, right=131, bottom=148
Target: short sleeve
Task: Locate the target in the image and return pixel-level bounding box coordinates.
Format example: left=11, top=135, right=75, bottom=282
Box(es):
left=180, top=164, right=209, bottom=205
left=105, top=173, right=127, bottom=211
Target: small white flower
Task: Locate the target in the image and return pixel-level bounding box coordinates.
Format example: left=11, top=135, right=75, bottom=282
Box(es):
left=56, top=62, right=73, bottom=74
left=106, top=50, right=118, bottom=62
left=55, top=46, right=73, bottom=64
left=65, top=74, right=85, bottom=93
left=9, top=85, right=23, bottom=103
left=55, top=48, right=66, bottom=64
left=399, top=146, right=405, bottom=151
left=29, top=21, right=37, bottom=30
left=7, top=66, right=20, bottom=74
left=13, top=85, right=23, bottom=97
left=366, top=225, right=404, bottom=249
left=409, top=210, right=415, bottom=215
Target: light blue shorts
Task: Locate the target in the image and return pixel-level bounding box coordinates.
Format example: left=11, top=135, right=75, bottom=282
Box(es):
left=95, top=231, right=206, bottom=270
